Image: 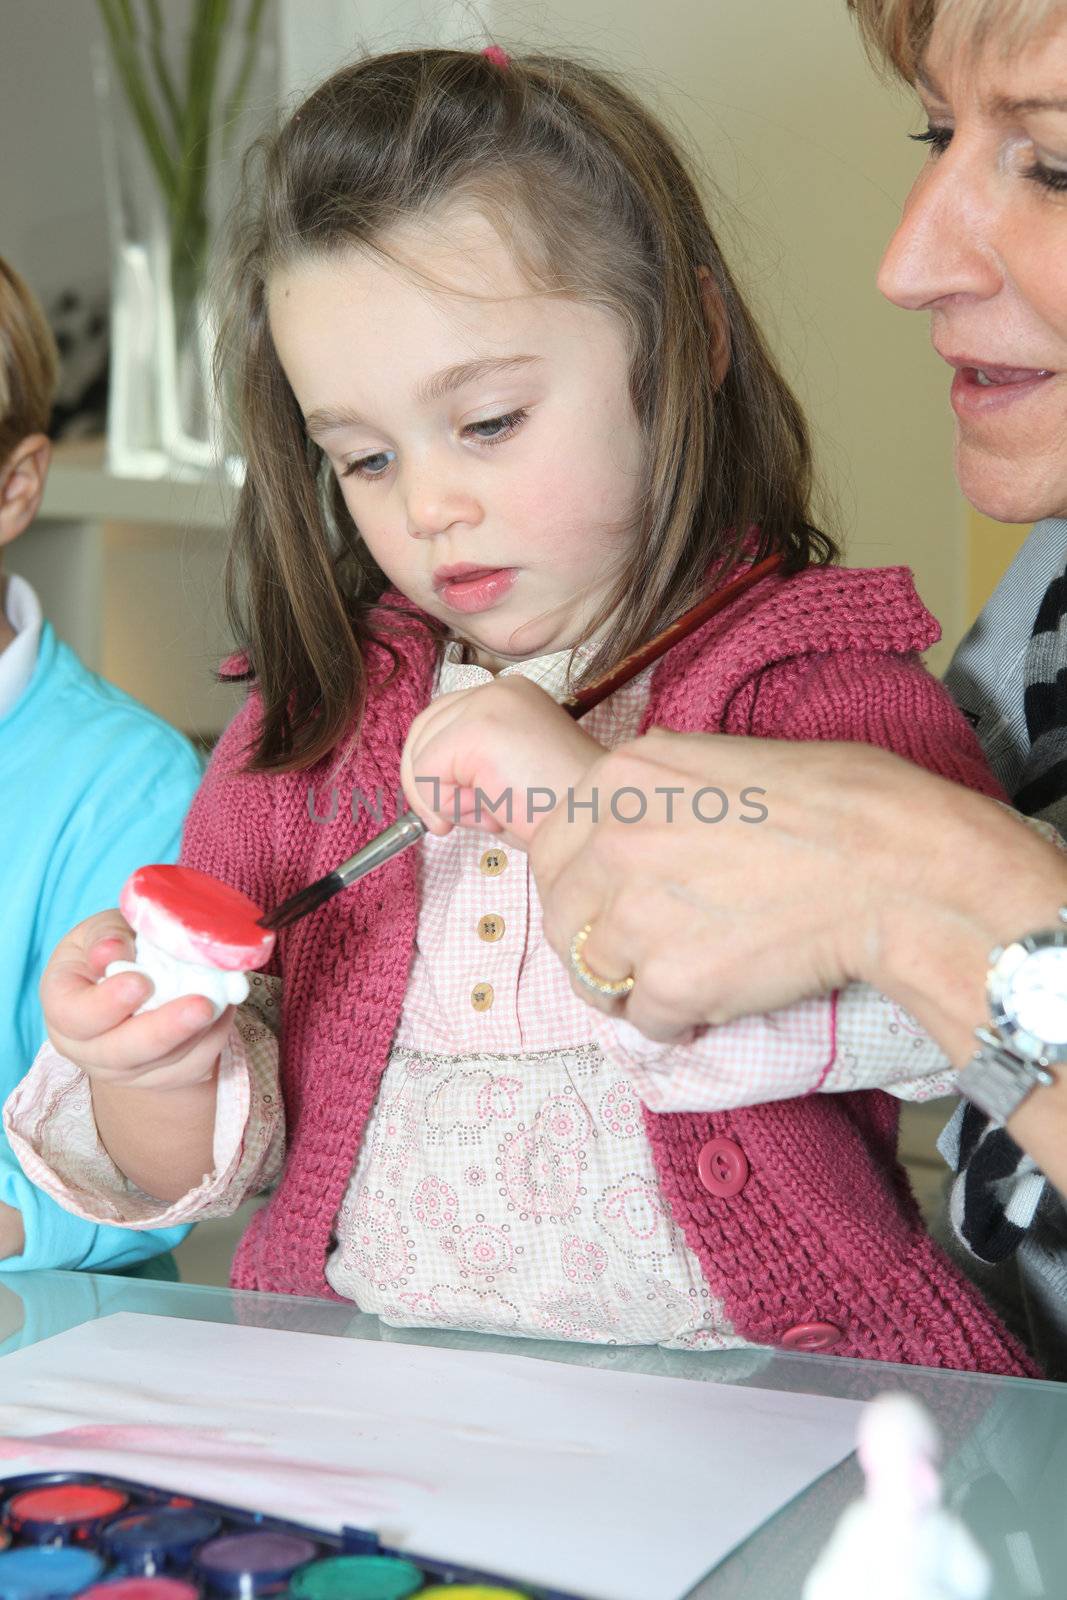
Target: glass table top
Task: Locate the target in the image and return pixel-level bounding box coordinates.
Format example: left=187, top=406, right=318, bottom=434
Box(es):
left=1, top=1268, right=1063, bottom=1598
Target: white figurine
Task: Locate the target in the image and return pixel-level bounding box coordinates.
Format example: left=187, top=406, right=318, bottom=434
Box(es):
left=803, top=1394, right=992, bottom=1600
left=104, top=864, right=275, bottom=1021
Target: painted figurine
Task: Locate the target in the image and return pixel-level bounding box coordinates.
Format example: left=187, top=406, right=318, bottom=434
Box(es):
left=105, top=864, right=275, bottom=1020
left=803, top=1394, right=991, bottom=1600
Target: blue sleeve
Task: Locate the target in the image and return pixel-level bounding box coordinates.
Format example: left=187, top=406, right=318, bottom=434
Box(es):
left=0, top=1144, right=190, bottom=1273
left=4, top=723, right=204, bottom=1274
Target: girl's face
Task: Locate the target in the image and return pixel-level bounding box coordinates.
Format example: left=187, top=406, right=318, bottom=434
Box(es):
left=877, top=20, right=1067, bottom=523
left=268, top=208, right=646, bottom=669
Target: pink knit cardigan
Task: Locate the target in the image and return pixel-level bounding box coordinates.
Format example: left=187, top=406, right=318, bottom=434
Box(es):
left=185, top=563, right=1036, bottom=1376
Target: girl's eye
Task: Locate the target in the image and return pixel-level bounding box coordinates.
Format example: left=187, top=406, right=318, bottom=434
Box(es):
left=340, top=409, right=528, bottom=481
left=463, top=407, right=529, bottom=444
left=342, top=449, right=395, bottom=480
left=910, top=124, right=953, bottom=156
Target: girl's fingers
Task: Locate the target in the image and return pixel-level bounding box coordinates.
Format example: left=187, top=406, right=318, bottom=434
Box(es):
left=45, top=956, right=152, bottom=1043
left=404, top=690, right=502, bottom=826
left=44, top=910, right=136, bottom=987
left=401, top=696, right=468, bottom=832
left=63, top=992, right=222, bottom=1075
left=74, top=910, right=135, bottom=955
left=41, top=907, right=229, bottom=1085
left=86, top=934, right=135, bottom=977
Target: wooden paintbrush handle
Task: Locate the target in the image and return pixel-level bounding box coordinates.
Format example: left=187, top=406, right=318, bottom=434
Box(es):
left=561, top=552, right=782, bottom=717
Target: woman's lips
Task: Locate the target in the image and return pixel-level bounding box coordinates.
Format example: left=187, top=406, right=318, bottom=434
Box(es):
left=433, top=566, right=518, bottom=614
left=950, top=363, right=1056, bottom=422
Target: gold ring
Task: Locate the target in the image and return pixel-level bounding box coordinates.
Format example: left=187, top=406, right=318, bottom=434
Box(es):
left=568, top=923, right=635, bottom=998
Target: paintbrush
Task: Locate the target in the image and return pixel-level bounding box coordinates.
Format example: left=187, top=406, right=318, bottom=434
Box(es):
left=258, top=552, right=782, bottom=932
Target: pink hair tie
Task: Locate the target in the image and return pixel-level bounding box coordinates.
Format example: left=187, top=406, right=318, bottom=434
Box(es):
left=482, top=44, right=511, bottom=69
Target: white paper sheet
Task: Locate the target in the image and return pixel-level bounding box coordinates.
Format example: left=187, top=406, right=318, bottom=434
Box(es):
left=0, top=1314, right=860, bottom=1600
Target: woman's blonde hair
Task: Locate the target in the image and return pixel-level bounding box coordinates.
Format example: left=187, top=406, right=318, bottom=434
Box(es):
left=0, top=257, right=58, bottom=465
left=849, top=0, right=1064, bottom=80
left=218, top=48, right=835, bottom=773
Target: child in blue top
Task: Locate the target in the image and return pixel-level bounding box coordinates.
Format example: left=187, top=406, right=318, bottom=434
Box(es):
left=0, top=256, right=202, bottom=1272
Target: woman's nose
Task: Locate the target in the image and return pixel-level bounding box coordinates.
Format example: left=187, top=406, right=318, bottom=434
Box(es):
left=877, top=146, right=1003, bottom=312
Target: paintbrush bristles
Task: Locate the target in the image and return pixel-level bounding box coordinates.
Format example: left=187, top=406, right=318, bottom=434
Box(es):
left=258, top=872, right=343, bottom=931
left=259, top=812, right=429, bottom=931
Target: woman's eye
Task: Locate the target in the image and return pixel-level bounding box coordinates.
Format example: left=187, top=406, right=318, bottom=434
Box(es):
left=1024, top=158, right=1067, bottom=195
left=463, top=408, right=528, bottom=444
left=910, top=124, right=953, bottom=156
left=342, top=449, right=395, bottom=479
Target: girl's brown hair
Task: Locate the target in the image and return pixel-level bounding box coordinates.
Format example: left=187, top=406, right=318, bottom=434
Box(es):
left=218, top=48, right=835, bottom=772
left=848, top=0, right=1063, bottom=80
left=0, top=256, right=58, bottom=466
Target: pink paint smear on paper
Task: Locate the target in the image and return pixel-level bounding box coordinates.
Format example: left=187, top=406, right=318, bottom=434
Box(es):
left=0, top=1424, right=437, bottom=1524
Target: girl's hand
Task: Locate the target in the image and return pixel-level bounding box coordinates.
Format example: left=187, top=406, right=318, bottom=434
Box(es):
left=400, top=676, right=605, bottom=846
left=41, top=911, right=235, bottom=1092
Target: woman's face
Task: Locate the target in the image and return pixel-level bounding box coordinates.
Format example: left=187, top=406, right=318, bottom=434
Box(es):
left=878, top=19, right=1067, bottom=524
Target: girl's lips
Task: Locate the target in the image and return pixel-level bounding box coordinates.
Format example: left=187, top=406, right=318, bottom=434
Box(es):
left=950, top=364, right=1056, bottom=422
left=435, top=566, right=518, bottom=614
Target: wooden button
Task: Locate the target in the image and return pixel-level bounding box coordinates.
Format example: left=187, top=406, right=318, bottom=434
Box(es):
left=477, top=913, right=505, bottom=943
left=479, top=849, right=508, bottom=876
left=471, top=982, right=495, bottom=1011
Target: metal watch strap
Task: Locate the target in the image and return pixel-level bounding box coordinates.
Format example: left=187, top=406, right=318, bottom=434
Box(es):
left=956, top=1028, right=1056, bottom=1127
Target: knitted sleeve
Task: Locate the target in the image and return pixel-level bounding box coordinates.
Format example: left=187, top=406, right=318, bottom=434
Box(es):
left=180, top=694, right=281, bottom=936
left=743, top=649, right=1007, bottom=799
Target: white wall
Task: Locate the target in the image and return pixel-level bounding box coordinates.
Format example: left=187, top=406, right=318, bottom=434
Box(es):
left=1, top=0, right=967, bottom=690
left=0, top=2, right=110, bottom=305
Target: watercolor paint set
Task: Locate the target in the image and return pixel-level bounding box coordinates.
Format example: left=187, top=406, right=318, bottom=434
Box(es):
left=0, top=1472, right=586, bottom=1600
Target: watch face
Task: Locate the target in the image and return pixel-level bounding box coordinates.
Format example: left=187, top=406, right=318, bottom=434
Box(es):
left=990, top=933, right=1067, bottom=1062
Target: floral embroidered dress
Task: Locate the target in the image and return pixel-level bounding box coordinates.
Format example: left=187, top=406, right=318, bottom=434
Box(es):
left=6, top=642, right=954, bottom=1348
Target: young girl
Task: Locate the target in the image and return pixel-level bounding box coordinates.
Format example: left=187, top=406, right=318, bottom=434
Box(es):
left=6, top=46, right=1035, bottom=1373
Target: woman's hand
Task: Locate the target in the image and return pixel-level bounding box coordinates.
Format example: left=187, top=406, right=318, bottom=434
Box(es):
left=531, top=730, right=1067, bottom=1052
left=400, top=676, right=605, bottom=846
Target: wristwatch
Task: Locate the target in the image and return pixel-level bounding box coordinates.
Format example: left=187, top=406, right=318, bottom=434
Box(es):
left=956, top=909, right=1067, bottom=1126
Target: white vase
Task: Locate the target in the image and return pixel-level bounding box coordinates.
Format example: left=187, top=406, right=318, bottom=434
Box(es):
left=92, top=7, right=276, bottom=481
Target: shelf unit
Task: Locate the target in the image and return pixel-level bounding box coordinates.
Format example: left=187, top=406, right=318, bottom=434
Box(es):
left=9, top=438, right=243, bottom=738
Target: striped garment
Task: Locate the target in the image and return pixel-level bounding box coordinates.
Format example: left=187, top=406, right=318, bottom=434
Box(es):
left=941, top=517, right=1067, bottom=1374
